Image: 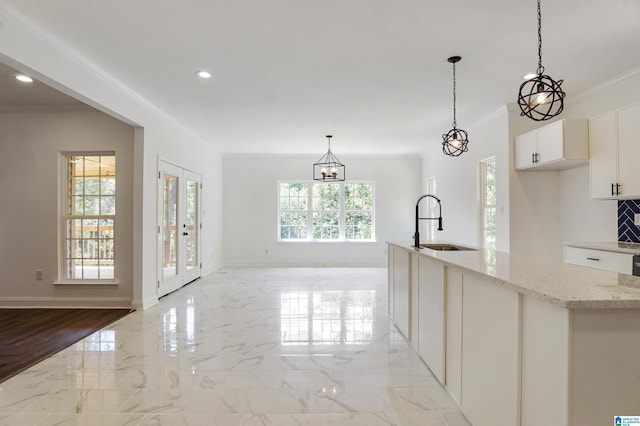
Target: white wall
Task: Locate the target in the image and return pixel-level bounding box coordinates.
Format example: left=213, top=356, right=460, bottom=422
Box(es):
left=507, top=108, right=565, bottom=261
left=0, top=3, right=224, bottom=309
left=223, top=155, right=422, bottom=266
left=0, top=110, right=134, bottom=306
left=557, top=70, right=640, bottom=245
left=421, top=107, right=511, bottom=252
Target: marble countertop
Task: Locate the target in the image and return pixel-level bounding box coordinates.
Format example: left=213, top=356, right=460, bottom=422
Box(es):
left=565, top=241, right=640, bottom=255
left=388, top=240, right=640, bottom=309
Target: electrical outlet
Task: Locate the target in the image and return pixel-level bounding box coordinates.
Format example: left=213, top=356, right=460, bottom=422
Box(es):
left=635, top=214, right=640, bottom=227
left=35, top=270, right=43, bottom=281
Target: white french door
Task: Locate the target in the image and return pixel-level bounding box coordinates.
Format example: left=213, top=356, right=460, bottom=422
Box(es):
left=157, top=160, right=202, bottom=297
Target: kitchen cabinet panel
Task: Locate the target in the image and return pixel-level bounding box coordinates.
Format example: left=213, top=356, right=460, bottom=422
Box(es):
left=390, top=246, right=410, bottom=338
left=590, top=103, right=640, bottom=199
left=461, top=272, right=520, bottom=426
left=617, top=103, right=640, bottom=198
left=564, top=246, right=633, bottom=275
left=536, top=120, right=565, bottom=163
left=514, top=129, right=538, bottom=169
left=409, top=252, right=420, bottom=344
left=515, top=119, right=588, bottom=170
left=521, top=295, right=569, bottom=426
left=417, top=256, right=445, bottom=384
left=589, top=112, right=618, bottom=199
left=445, top=268, right=463, bottom=404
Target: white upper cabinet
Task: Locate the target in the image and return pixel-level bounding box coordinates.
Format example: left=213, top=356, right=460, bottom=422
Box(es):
left=514, top=119, right=588, bottom=171
left=590, top=103, right=640, bottom=199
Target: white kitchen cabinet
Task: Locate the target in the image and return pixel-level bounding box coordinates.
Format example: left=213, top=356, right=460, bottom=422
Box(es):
left=617, top=103, right=640, bottom=197
left=409, top=252, right=420, bottom=344
left=564, top=246, right=633, bottom=275
left=514, top=119, right=588, bottom=170
left=445, top=268, right=463, bottom=404
left=390, top=245, right=410, bottom=338
left=417, top=256, right=445, bottom=384
left=590, top=102, right=640, bottom=199
left=461, top=272, right=520, bottom=426
left=589, top=112, right=618, bottom=199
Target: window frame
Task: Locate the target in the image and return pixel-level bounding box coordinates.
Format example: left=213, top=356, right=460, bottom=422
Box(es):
left=278, top=180, right=375, bottom=242
left=58, top=151, right=118, bottom=284
left=479, top=156, right=496, bottom=250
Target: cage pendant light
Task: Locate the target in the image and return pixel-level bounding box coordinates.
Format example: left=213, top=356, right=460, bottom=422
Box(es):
left=442, top=56, right=469, bottom=157
left=517, top=0, right=565, bottom=121
left=313, top=135, right=345, bottom=181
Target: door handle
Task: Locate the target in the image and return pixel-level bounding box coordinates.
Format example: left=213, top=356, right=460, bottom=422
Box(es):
left=586, top=257, right=600, bottom=261
left=612, top=183, right=615, bottom=196
left=616, top=183, right=621, bottom=196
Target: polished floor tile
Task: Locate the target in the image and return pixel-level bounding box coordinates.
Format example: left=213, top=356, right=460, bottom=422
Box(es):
left=0, top=267, right=471, bottom=425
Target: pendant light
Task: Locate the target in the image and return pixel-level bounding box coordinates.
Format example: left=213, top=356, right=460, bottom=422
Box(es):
left=442, top=56, right=469, bottom=157
left=313, top=135, right=345, bottom=181
left=517, top=0, right=565, bottom=121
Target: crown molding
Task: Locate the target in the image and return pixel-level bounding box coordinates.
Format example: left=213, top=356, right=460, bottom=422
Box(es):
left=0, top=3, right=162, bottom=117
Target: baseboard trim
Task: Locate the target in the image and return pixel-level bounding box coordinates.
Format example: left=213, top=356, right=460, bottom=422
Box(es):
left=131, top=296, right=158, bottom=311
left=0, top=297, right=133, bottom=309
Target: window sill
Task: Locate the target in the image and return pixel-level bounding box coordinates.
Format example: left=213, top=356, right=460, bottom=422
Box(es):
left=53, top=280, right=120, bottom=287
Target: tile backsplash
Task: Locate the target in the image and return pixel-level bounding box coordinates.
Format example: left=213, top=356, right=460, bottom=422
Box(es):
left=618, top=200, right=640, bottom=242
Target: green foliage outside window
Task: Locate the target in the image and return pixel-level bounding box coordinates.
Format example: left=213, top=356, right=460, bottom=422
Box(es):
left=279, top=181, right=374, bottom=241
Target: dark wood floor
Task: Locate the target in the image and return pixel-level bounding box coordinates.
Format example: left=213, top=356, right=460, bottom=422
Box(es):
left=0, top=308, right=131, bottom=383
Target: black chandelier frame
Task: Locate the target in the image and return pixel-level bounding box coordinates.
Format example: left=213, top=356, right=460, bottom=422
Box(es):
left=442, top=56, right=469, bottom=157
left=313, top=135, right=346, bottom=182
left=517, top=0, right=566, bottom=121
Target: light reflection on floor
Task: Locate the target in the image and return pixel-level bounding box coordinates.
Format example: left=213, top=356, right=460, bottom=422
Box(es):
left=0, top=267, right=471, bottom=425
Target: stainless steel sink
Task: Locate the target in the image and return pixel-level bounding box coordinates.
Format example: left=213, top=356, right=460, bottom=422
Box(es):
left=419, top=243, right=477, bottom=251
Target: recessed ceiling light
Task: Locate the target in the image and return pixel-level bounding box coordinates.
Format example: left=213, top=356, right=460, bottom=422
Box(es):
left=16, top=74, right=33, bottom=83
left=523, top=73, right=537, bottom=80
left=196, top=71, right=212, bottom=79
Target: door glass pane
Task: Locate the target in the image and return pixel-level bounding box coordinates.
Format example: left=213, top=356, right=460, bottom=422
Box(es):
left=185, top=178, right=198, bottom=270
left=163, top=174, right=178, bottom=280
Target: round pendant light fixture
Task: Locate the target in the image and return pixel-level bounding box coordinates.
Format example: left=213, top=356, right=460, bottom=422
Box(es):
left=517, top=0, right=565, bottom=121
left=313, top=135, right=345, bottom=181
left=442, top=56, right=469, bottom=157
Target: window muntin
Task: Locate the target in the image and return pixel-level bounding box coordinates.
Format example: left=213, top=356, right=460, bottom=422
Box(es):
left=279, top=181, right=374, bottom=241
left=344, top=183, right=373, bottom=240
left=312, top=183, right=340, bottom=240
left=279, top=182, right=309, bottom=239
left=64, top=154, right=116, bottom=280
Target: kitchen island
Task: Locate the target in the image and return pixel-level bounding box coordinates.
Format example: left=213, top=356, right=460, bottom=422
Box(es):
left=388, top=240, right=640, bottom=426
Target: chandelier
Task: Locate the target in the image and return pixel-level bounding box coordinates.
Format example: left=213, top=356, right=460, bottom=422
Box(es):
left=442, top=56, right=469, bottom=157
left=313, top=135, right=345, bottom=181
left=517, top=0, right=565, bottom=121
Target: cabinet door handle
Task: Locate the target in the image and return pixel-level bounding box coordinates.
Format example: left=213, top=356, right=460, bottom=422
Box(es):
left=535, top=152, right=539, bottom=163
left=532, top=153, right=535, bottom=164
left=616, top=183, right=621, bottom=196
left=586, top=257, right=600, bottom=261
left=611, top=183, right=615, bottom=196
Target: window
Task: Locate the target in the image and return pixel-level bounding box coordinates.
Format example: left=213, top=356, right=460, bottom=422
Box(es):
left=479, top=157, right=496, bottom=250
left=63, top=153, right=116, bottom=280
left=279, top=181, right=374, bottom=241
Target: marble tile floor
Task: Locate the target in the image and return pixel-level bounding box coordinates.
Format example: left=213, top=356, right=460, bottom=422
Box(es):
left=0, top=267, right=472, bottom=426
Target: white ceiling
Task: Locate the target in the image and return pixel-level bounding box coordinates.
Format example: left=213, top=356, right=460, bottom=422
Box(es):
left=2, top=0, right=640, bottom=155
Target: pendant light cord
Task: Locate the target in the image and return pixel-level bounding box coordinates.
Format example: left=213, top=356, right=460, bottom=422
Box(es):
left=452, top=61, right=457, bottom=129
left=537, top=0, right=544, bottom=75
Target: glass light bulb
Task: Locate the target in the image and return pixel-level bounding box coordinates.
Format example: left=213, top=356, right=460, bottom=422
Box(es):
left=535, top=93, right=547, bottom=104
